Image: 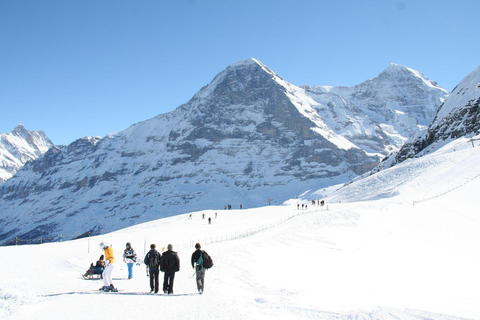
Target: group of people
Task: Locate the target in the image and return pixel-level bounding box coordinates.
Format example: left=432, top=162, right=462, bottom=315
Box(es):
left=144, top=243, right=179, bottom=294
left=144, top=242, right=206, bottom=294
left=224, top=204, right=242, bottom=210
left=311, top=199, right=325, bottom=206
left=93, top=241, right=209, bottom=294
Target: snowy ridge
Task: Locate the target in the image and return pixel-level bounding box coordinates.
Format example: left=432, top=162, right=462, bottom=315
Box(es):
left=0, top=135, right=478, bottom=320
left=195, top=58, right=356, bottom=150
left=301, top=63, right=448, bottom=155
left=389, top=64, right=480, bottom=165
left=387, top=63, right=448, bottom=93
left=0, top=124, right=54, bottom=184
left=433, top=65, right=480, bottom=124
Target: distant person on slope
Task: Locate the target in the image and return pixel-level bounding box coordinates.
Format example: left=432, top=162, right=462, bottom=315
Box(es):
left=144, top=244, right=162, bottom=293
left=99, top=242, right=117, bottom=292
left=160, top=244, right=180, bottom=294
left=123, top=242, right=137, bottom=279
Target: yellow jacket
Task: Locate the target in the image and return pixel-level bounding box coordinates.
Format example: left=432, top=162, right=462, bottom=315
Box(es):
left=105, top=247, right=115, bottom=264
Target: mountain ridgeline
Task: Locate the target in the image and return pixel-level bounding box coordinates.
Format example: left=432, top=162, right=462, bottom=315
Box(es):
left=0, top=58, right=450, bottom=244
left=0, top=124, right=54, bottom=184
left=383, top=65, right=480, bottom=167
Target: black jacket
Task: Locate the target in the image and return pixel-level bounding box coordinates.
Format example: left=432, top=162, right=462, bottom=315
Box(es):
left=144, top=249, right=161, bottom=271
left=160, top=250, right=180, bottom=272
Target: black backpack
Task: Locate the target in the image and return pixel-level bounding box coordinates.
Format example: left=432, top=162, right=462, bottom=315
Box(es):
left=201, top=250, right=213, bottom=269
left=148, top=251, right=160, bottom=268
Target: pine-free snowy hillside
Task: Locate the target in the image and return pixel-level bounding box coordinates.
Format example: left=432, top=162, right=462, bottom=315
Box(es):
left=0, top=135, right=478, bottom=320
left=0, top=124, right=53, bottom=184
left=0, top=59, right=448, bottom=246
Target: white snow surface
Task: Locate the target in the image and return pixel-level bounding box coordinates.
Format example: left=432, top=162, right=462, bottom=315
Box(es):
left=1, top=137, right=479, bottom=319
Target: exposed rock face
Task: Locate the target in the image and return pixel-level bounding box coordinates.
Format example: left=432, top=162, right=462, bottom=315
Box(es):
left=392, top=65, right=480, bottom=164
left=0, top=59, right=447, bottom=244
left=0, top=124, right=54, bottom=184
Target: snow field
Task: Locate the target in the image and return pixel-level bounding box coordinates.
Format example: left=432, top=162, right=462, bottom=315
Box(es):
left=1, top=137, right=479, bottom=319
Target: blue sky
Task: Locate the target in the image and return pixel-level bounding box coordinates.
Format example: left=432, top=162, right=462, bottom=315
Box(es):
left=1, top=0, right=478, bottom=145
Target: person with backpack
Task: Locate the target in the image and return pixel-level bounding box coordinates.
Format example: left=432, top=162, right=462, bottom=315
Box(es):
left=99, top=242, right=117, bottom=292
left=144, top=244, right=161, bottom=293
left=123, top=242, right=137, bottom=279
left=191, top=243, right=213, bottom=294
left=160, top=244, right=180, bottom=294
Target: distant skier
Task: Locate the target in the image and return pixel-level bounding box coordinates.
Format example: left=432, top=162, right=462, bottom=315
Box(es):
left=208, top=217, right=211, bottom=224
left=99, top=242, right=117, bottom=292
left=144, top=244, right=161, bottom=293
left=123, top=242, right=137, bottom=279
left=160, top=244, right=180, bottom=294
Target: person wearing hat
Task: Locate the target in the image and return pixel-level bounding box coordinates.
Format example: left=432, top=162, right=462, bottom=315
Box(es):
left=123, top=242, right=137, bottom=279
left=99, top=242, right=117, bottom=292
left=191, top=243, right=205, bottom=294
left=159, top=244, right=180, bottom=294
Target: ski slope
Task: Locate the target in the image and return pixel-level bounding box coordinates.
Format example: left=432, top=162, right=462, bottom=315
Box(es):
left=0, top=136, right=479, bottom=320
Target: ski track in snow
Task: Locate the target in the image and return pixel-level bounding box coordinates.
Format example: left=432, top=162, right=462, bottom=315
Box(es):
left=1, top=137, right=479, bottom=320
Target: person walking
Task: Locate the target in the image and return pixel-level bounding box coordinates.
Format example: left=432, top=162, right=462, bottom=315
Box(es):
left=191, top=243, right=205, bottom=294
left=99, top=242, right=117, bottom=292
left=123, top=242, right=137, bottom=279
left=144, top=244, right=161, bottom=293
left=160, top=244, right=180, bottom=294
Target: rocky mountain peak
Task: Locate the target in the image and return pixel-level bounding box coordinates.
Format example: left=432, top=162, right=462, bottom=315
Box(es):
left=0, top=125, right=54, bottom=184
left=192, top=57, right=278, bottom=103
left=382, top=64, right=480, bottom=166
left=379, top=63, right=447, bottom=93
left=12, top=124, right=29, bottom=137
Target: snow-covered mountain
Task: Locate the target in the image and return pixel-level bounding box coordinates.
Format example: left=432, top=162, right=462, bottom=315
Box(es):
left=303, top=63, right=449, bottom=155
left=0, top=59, right=446, bottom=244
left=386, top=64, right=480, bottom=165
left=0, top=124, right=54, bottom=184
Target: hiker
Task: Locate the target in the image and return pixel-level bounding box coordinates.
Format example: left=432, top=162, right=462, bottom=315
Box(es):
left=99, top=242, right=117, bottom=292
left=160, top=244, right=180, bottom=294
left=83, top=254, right=104, bottom=278
left=123, top=242, right=137, bottom=279
left=144, top=244, right=162, bottom=293
left=191, top=243, right=205, bottom=294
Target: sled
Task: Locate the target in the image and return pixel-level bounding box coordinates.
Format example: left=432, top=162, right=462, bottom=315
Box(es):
left=82, top=273, right=102, bottom=280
